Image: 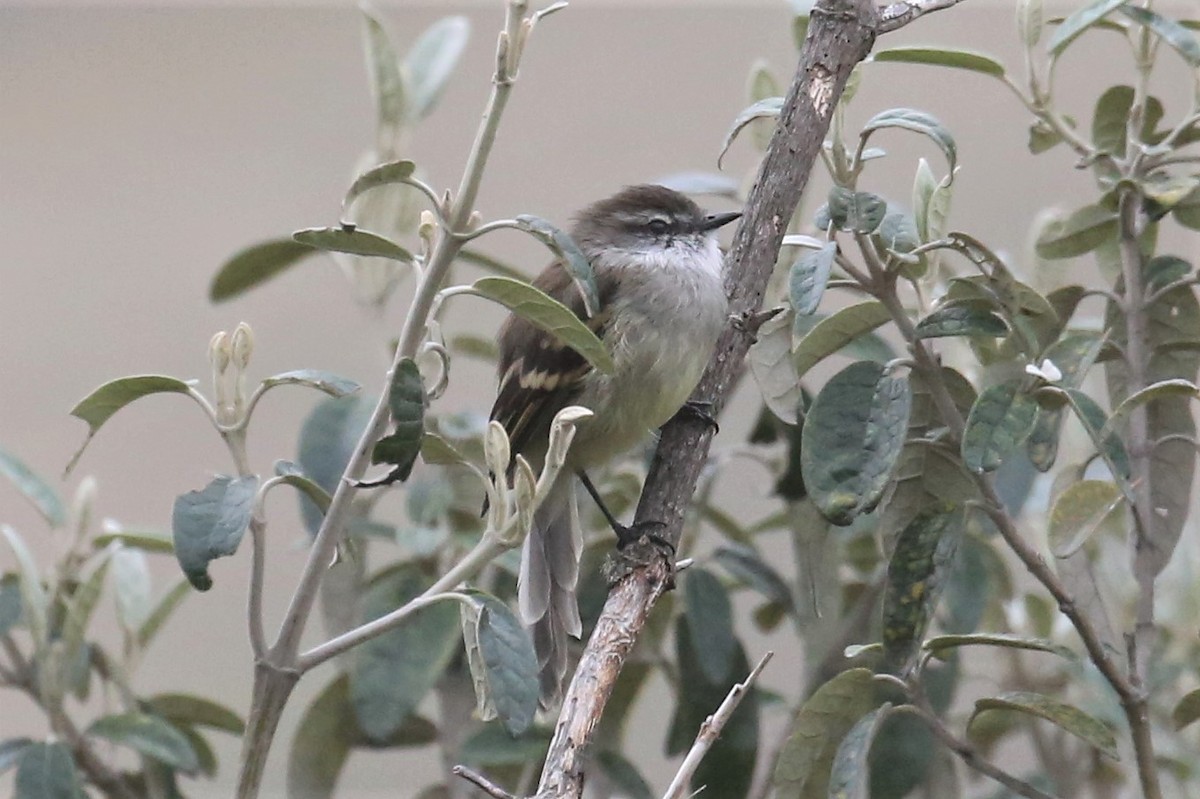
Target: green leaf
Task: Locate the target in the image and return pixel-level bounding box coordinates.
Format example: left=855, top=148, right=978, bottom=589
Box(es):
left=718, top=96, right=784, bottom=167
left=1016, top=0, right=1044, bottom=46
left=1119, top=5, right=1200, bottom=66
left=924, top=633, right=1075, bottom=661
left=171, top=474, right=259, bottom=591
left=460, top=592, right=539, bottom=736
left=1107, top=378, right=1199, bottom=433
left=1061, top=388, right=1131, bottom=481
left=260, top=369, right=361, bottom=400
left=88, top=712, right=200, bottom=773
left=683, top=567, right=738, bottom=684
left=827, top=187, right=887, bottom=233
left=789, top=242, right=837, bottom=315
left=970, top=691, right=1118, bottom=759
left=350, top=564, right=461, bottom=742
left=403, top=16, right=470, bottom=120
left=595, top=750, right=654, bottom=799
left=666, top=621, right=758, bottom=799
left=67, top=375, right=194, bottom=474
left=915, top=301, right=1007, bottom=339
left=60, top=553, right=111, bottom=671
left=293, top=226, right=413, bottom=262
left=209, top=238, right=318, bottom=302
left=772, top=669, right=879, bottom=799
left=1091, top=85, right=1165, bottom=154
left=802, top=362, right=911, bottom=525
left=1049, top=0, right=1126, bottom=57
left=0, top=448, right=65, bottom=528
left=273, top=460, right=333, bottom=515
left=1145, top=255, right=1192, bottom=292
left=860, top=107, right=958, bottom=174
left=512, top=214, right=600, bottom=317
left=297, top=395, right=375, bottom=534
left=459, top=723, right=551, bottom=767
left=1, top=526, right=47, bottom=646
left=1172, top=688, right=1200, bottom=730
left=360, top=8, right=405, bottom=130
left=0, top=576, right=21, bottom=635
left=1174, top=185, right=1200, bottom=230
left=871, top=47, right=1005, bottom=80
left=343, top=159, right=417, bottom=212
left=828, top=705, right=893, bottom=799
left=288, top=674, right=437, bottom=799
left=148, top=693, right=245, bottom=735
left=748, top=310, right=802, bottom=425
left=793, top=301, right=892, bottom=379
left=882, top=503, right=965, bottom=675
left=369, top=358, right=425, bottom=484
left=746, top=60, right=782, bottom=152
left=912, top=158, right=951, bottom=246
left=14, top=742, right=85, bottom=799
left=0, top=738, right=33, bottom=776
left=1035, top=204, right=1118, bottom=260
left=137, top=578, right=191, bottom=648
left=472, top=276, right=614, bottom=375
left=875, top=210, right=919, bottom=256
left=713, top=545, right=796, bottom=614
left=1048, top=480, right=1124, bottom=557
left=962, top=379, right=1039, bottom=473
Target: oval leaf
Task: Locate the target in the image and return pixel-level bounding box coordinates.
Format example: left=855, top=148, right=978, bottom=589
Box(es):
left=801, top=361, right=912, bottom=525
left=718, top=96, right=784, bottom=167
left=1119, top=5, right=1200, bottom=67
left=0, top=448, right=65, bottom=528
left=1, top=525, right=48, bottom=646
left=793, top=301, right=892, bottom=379
left=827, top=187, right=887, bottom=233
left=342, top=159, right=416, bottom=215
left=210, top=238, right=318, bottom=302
left=789, top=242, right=837, bottom=315
left=748, top=310, right=802, bottom=425
left=472, top=276, right=614, bottom=375
left=171, top=474, right=259, bottom=591
left=67, top=375, right=195, bottom=474
left=1049, top=0, right=1126, bottom=56
left=404, top=16, right=471, bottom=120
left=350, top=565, right=461, bottom=742
left=512, top=215, right=600, bottom=318
left=148, top=693, right=246, bottom=735
left=871, top=47, right=1005, bottom=80
left=860, top=107, right=958, bottom=174
left=683, top=567, right=737, bottom=684
left=772, top=668, right=878, bottom=799
left=915, top=301, right=1008, bottom=339
left=1048, top=479, right=1124, bottom=557
left=1172, top=688, right=1200, bottom=731
left=828, top=705, right=893, bottom=799
left=360, top=8, right=405, bottom=129
left=475, top=600, right=539, bottom=736
left=87, top=712, right=200, bottom=773
left=962, top=379, right=1038, bottom=473
left=924, top=632, right=1076, bottom=661
left=293, top=227, right=413, bottom=262
left=14, top=741, right=85, bottom=799
left=970, top=691, right=1118, bottom=759
left=882, top=502, right=965, bottom=675
left=261, top=369, right=361, bottom=399
left=1035, top=204, right=1117, bottom=260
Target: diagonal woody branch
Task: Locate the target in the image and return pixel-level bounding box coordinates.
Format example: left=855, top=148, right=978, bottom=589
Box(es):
left=534, top=1, right=883, bottom=796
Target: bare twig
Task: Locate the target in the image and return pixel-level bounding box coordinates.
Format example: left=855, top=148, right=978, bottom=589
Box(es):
left=661, top=652, right=773, bottom=799
left=453, top=765, right=518, bottom=799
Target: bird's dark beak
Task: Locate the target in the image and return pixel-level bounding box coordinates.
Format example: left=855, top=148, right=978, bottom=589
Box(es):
left=699, top=210, right=742, bottom=232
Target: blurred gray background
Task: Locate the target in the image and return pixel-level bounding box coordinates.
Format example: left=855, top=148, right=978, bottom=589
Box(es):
left=3, top=1, right=1198, bottom=796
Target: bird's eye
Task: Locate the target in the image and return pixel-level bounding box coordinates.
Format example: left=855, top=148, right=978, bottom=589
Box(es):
left=647, top=218, right=671, bottom=234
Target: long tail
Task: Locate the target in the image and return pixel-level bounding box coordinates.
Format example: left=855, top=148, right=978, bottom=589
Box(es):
left=517, top=473, right=582, bottom=705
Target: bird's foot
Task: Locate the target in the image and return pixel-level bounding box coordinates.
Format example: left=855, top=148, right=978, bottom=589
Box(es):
left=675, top=399, right=720, bottom=434
left=614, top=520, right=675, bottom=555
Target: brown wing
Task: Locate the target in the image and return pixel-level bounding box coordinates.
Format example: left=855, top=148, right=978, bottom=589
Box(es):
left=489, top=262, right=611, bottom=462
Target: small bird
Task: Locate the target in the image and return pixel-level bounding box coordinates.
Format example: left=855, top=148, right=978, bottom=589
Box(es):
left=489, top=184, right=740, bottom=702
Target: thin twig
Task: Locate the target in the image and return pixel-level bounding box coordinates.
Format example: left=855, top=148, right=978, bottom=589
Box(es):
left=453, top=765, right=518, bottom=799
left=876, top=0, right=969, bottom=34
left=661, top=652, right=773, bottom=799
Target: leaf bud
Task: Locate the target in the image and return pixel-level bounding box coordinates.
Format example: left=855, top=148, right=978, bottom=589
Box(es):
left=231, top=322, right=255, bottom=370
